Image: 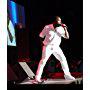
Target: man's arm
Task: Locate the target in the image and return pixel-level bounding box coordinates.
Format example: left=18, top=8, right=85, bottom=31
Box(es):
left=62, top=24, right=69, bottom=39
left=55, top=25, right=69, bottom=39
left=63, top=27, right=69, bottom=39
left=39, top=26, right=48, bottom=38
left=39, top=26, right=47, bottom=38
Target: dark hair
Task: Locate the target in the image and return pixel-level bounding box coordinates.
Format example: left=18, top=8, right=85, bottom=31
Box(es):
left=55, top=16, right=61, bottom=20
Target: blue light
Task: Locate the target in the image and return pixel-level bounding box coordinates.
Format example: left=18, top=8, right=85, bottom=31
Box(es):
left=10, top=1, right=17, bottom=24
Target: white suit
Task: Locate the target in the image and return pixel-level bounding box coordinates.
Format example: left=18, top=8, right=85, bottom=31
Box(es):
left=35, top=24, right=75, bottom=81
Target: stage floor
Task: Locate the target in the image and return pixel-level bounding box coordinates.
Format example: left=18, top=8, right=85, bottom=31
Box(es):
left=18, top=77, right=83, bottom=84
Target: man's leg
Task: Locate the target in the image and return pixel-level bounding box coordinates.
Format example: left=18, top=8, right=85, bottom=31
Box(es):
left=35, top=45, right=52, bottom=82
left=53, top=47, right=75, bottom=80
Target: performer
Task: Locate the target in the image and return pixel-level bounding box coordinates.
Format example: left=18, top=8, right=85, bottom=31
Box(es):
left=35, top=16, right=75, bottom=83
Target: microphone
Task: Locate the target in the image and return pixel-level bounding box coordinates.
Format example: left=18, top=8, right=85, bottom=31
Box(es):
left=61, top=23, right=68, bottom=28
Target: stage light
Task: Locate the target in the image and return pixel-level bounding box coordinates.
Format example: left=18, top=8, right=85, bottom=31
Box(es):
left=10, top=1, right=17, bottom=25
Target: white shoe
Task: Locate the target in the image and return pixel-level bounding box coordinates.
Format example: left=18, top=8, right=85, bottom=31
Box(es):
left=35, top=79, right=42, bottom=82
left=34, top=79, right=44, bottom=84
left=64, top=75, right=75, bottom=80
left=35, top=77, right=44, bottom=82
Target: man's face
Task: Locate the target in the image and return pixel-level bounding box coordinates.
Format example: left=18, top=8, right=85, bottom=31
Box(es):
left=56, top=17, right=61, bottom=24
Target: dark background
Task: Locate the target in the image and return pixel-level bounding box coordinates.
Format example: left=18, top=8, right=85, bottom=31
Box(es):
left=9, top=0, right=83, bottom=72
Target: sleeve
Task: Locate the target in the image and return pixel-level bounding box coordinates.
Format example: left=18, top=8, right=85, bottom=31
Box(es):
left=39, top=26, right=48, bottom=38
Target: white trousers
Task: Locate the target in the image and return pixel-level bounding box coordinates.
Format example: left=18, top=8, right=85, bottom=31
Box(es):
left=35, top=44, right=71, bottom=80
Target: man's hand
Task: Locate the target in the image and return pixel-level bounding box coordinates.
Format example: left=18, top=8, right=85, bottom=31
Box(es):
left=62, top=24, right=67, bottom=28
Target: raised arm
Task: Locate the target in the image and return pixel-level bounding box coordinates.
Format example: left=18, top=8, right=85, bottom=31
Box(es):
left=62, top=24, right=69, bottom=39
left=55, top=24, right=69, bottom=39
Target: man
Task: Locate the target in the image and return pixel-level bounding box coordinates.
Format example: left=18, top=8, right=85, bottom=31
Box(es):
left=35, top=16, right=75, bottom=83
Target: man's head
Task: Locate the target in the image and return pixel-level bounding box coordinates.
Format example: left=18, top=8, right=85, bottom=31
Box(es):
left=55, top=16, right=62, bottom=24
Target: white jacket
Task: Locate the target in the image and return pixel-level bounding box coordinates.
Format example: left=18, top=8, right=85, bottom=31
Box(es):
left=39, top=24, right=66, bottom=46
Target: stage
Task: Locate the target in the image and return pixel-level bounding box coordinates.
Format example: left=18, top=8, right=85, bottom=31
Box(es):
left=18, top=77, right=83, bottom=84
